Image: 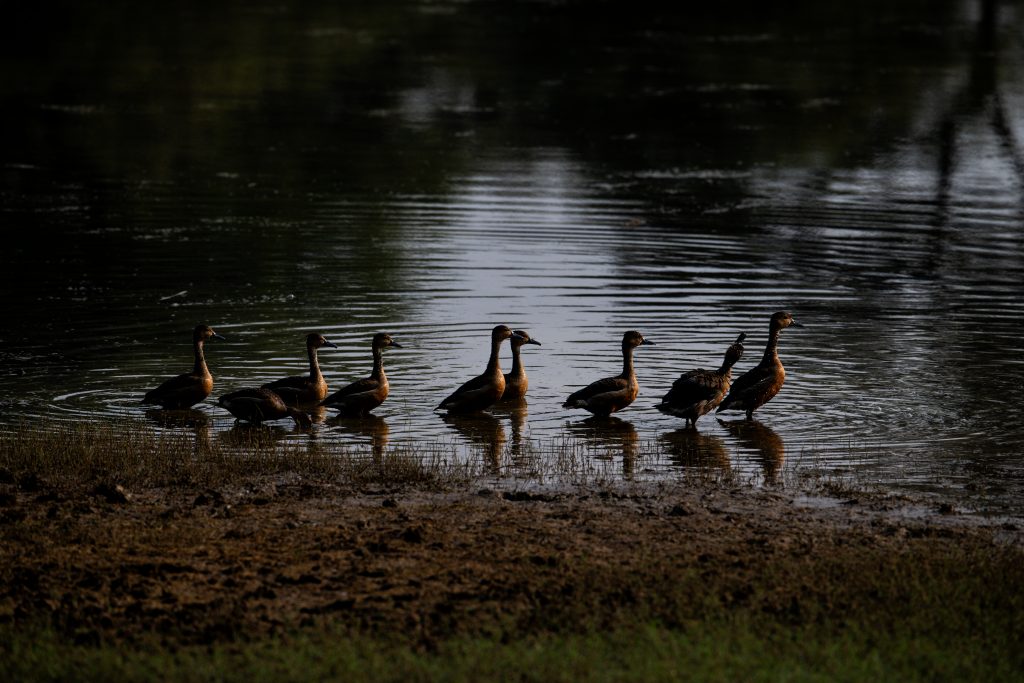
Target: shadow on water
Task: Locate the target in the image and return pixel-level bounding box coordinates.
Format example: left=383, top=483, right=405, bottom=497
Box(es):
left=327, top=414, right=390, bottom=461
left=660, top=428, right=731, bottom=473
left=566, top=416, right=639, bottom=478
left=442, top=413, right=507, bottom=472
left=492, top=398, right=530, bottom=463
left=718, top=419, right=785, bottom=485
left=216, top=422, right=299, bottom=450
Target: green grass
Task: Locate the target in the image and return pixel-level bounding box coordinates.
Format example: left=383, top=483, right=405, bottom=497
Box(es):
left=2, top=615, right=1021, bottom=683
left=0, top=421, right=480, bottom=490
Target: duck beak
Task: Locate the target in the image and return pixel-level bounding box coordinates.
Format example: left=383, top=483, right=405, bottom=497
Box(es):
left=323, top=340, right=339, bottom=348
left=212, top=333, right=226, bottom=341
left=527, top=338, right=542, bottom=346
left=641, top=339, right=655, bottom=346
left=390, top=341, right=403, bottom=349
left=790, top=321, right=804, bottom=328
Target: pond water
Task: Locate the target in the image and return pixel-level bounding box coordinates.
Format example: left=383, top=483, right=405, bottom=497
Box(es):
left=3, top=1, right=1024, bottom=514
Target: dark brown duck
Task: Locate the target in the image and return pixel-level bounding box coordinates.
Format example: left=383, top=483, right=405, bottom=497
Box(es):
left=217, top=387, right=312, bottom=428
left=656, top=333, right=746, bottom=427
left=141, top=324, right=225, bottom=409
left=437, top=325, right=520, bottom=415
left=717, top=311, right=802, bottom=420
left=320, top=333, right=402, bottom=416
left=263, top=333, right=337, bottom=407
left=501, top=329, right=541, bottom=401
left=563, top=330, right=653, bottom=418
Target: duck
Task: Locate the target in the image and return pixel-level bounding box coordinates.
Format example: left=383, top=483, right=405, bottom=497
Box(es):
left=437, top=325, right=521, bottom=414
left=320, top=333, right=402, bottom=416
left=563, top=331, right=654, bottom=417
left=717, top=311, right=802, bottom=420
left=142, top=324, right=225, bottom=409
left=217, top=387, right=312, bottom=428
left=501, top=329, right=542, bottom=401
left=262, top=332, right=337, bottom=407
left=656, top=333, right=746, bottom=427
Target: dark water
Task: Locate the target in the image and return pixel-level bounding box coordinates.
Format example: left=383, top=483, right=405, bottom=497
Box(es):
left=3, top=1, right=1024, bottom=514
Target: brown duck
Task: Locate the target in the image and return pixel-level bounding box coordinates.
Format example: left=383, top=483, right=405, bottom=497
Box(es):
left=437, top=325, right=521, bottom=414
left=217, top=387, right=312, bottom=428
left=321, top=333, right=402, bottom=416
left=656, top=333, right=746, bottom=427
left=501, top=329, right=542, bottom=401
left=142, top=324, right=225, bottom=409
left=263, top=333, right=337, bottom=407
left=563, top=331, right=653, bottom=417
left=717, top=311, right=802, bottom=420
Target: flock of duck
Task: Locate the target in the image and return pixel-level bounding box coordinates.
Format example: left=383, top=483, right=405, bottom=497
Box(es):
left=141, top=311, right=801, bottom=428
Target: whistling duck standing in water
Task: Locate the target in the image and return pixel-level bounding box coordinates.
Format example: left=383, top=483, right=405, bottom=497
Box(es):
left=656, top=333, right=746, bottom=427
left=263, top=333, right=337, bottom=407
left=437, top=325, right=521, bottom=414
left=717, top=311, right=802, bottom=420
left=563, top=331, right=654, bottom=417
left=142, top=324, right=225, bottom=409
left=321, top=333, right=402, bottom=416
left=217, top=387, right=312, bottom=428
left=501, top=329, right=541, bottom=401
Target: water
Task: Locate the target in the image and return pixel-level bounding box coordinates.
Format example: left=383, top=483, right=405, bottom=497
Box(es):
left=2, top=1, right=1024, bottom=514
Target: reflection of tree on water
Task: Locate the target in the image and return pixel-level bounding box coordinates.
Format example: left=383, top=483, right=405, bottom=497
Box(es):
left=660, top=429, right=730, bottom=472
left=566, top=416, right=638, bottom=478
left=328, top=414, right=389, bottom=461
left=718, top=419, right=785, bottom=485
left=443, top=412, right=507, bottom=472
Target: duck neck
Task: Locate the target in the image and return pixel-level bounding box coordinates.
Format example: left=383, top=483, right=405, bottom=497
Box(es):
left=371, top=346, right=386, bottom=381
left=307, top=345, right=323, bottom=381
left=761, top=326, right=782, bottom=365
left=485, top=337, right=504, bottom=376
left=621, top=345, right=635, bottom=379
left=510, top=344, right=524, bottom=378
left=718, top=357, right=734, bottom=376
left=192, top=339, right=210, bottom=378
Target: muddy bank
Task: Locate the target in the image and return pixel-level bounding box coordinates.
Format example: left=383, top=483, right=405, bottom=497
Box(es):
left=1, top=477, right=1021, bottom=648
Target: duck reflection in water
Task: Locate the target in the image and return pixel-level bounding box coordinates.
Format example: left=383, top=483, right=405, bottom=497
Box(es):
left=144, top=408, right=212, bottom=455
left=660, top=429, right=731, bottom=472
left=328, top=413, right=390, bottom=461
left=718, top=418, right=785, bottom=485
left=566, top=415, right=639, bottom=478
left=492, top=397, right=531, bottom=466
left=218, top=421, right=297, bottom=449
left=443, top=412, right=507, bottom=472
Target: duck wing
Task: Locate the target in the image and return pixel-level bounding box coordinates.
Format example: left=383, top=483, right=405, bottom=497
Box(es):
left=438, top=373, right=493, bottom=409
left=563, top=376, right=629, bottom=407
left=322, top=377, right=381, bottom=405
left=717, top=365, right=773, bottom=412
left=143, top=373, right=200, bottom=406
left=662, top=369, right=723, bottom=405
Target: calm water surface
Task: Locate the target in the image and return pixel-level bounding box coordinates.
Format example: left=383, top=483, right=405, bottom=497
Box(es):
left=2, top=1, right=1024, bottom=514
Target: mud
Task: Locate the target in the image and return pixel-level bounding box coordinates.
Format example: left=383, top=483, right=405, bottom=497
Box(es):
left=1, top=477, right=1020, bottom=648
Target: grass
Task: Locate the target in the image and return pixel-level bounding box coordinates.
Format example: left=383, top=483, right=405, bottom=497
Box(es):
left=0, top=421, right=480, bottom=491
left=2, top=420, right=1021, bottom=681
left=3, top=613, right=1022, bottom=683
